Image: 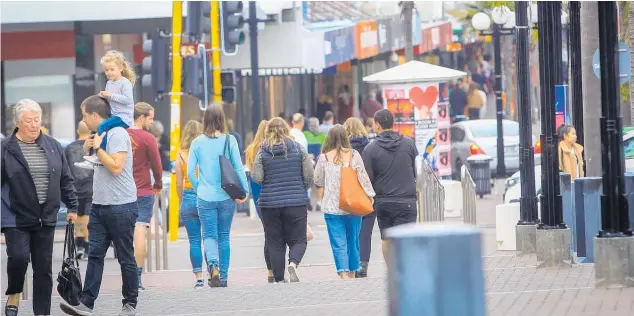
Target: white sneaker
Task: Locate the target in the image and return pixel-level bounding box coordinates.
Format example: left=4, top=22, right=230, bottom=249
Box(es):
left=74, top=161, right=95, bottom=170
left=83, top=155, right=100, bottom=164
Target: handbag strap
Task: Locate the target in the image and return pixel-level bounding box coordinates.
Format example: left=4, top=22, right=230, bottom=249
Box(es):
left=223, top=134, right=232, bottom=158
left=63, top=222, right=79, bottom=267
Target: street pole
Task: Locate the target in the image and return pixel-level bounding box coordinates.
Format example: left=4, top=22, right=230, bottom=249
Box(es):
left=569, top=1, right=583, bottom=147
left=401, top=1, right=414, bottom=61
left=515, top=1, right=538, bottom=225
left=493, top=23, right=506, bottom=177
left=597, top=1, right=630, bottom=237
left=168, top=1, right=183, bottom=241
left=537, top=1, right=564, bottom=229
left=210, top=1, right=222, bottom=104
left=248, top=1, right=263, bottom=128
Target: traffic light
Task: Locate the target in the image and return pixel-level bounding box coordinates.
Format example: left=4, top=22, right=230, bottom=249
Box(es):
left=186, top=1, right=211, bottom=42
left=221, top=1, right=245, bottom=55
left=220, top=70, right=237, bottom=103
left=183, top=45, right=212, bottom=108
left=142, top=29, right=170, bottom=101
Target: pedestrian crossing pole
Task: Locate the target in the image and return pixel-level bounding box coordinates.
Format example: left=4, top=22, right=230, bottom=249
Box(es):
left=210, top=1, right=222, bottom=104
left=169, top=0, right=183, bottom=242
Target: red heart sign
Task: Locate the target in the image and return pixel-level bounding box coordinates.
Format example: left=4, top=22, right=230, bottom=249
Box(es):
left=409, top=86, right=439, bottom=110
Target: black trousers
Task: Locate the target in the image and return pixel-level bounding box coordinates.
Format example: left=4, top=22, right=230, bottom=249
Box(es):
left=3, top=225, right=55, bottom=315
left=359, top=212, right=377, bottom=262
left=260, top=206, right=307, bottom=282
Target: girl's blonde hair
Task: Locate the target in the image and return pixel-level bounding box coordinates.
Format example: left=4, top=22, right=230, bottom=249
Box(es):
left=181, top=120, right=203, bottom=150
left=344, top=117, right=368, bottom=138
left=263, top=117, right=292, bottom=151
left=100, top=50, right=137, bottom=86
left=245, top=120, right=268, bottom=170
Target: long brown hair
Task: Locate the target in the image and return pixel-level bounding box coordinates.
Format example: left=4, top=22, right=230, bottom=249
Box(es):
left=263, top=117, right=292, bottom=151
left=322, top=124, right=352, bottom=164
left=202, top=105, right=227, bottom=137
left=181, top=120, right=203, bottom=150
left=344, top=117, right=368, bottom=138
left=245, top=120, right=268, bottom=169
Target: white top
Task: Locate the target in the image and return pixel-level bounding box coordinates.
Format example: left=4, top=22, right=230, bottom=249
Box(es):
left=290, top=128, right=308, bottom=151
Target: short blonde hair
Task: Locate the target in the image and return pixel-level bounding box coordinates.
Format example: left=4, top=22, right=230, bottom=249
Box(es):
left=344, top=117, right=368, bottom=138
left=100, top=50, right=137, bottom=86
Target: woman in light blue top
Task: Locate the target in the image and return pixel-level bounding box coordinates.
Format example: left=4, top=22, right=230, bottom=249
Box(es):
left=187, top=105, right=249, bottom=288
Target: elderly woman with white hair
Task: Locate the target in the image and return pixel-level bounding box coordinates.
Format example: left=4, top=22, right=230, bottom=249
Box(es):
left=1, top=99, right=78, bottom=316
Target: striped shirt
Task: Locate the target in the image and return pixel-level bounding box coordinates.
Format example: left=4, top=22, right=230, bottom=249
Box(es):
left=17, top=140, right=49, bottom=204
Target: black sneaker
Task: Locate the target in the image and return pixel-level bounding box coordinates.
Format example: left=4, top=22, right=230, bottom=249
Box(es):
left=220, top=280, right=228, bottom=288
left=76, top=247, right=85, bottom=260
left=316, top=204, right=321, bottom=212
left=307, top=203, right=313, bottom=211
left=267, top=276, right=275, bottom=283
left=208, top=264, right=220, bottom=288
left=5, top=303, right=18, bottom=316
left=358, top=261, right=368, bottom=278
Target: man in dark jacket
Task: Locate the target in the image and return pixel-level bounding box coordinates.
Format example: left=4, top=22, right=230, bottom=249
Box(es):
left=449, top=79, right=468, bottom=119
left=362, top=109, right=419, bottom=263
left=1, top=99, right=78, bottom=316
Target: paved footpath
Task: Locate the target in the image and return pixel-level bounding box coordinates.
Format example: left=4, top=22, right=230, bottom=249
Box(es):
left=3, top=189, right=634, bottom=315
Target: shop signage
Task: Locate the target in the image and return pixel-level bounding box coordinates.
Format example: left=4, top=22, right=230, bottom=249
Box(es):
left=324, top=26, right=355, bottom=67
left=390, top=16, right=405, bottom=52
left=239, top=68, right=324, bottom=77
left=377, top=18, right=391, bottom=54
left=355, top=20, right=379, bottom=60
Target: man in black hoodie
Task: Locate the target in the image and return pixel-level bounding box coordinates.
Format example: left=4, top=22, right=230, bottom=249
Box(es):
left=362, top=109, right=419, bottom=262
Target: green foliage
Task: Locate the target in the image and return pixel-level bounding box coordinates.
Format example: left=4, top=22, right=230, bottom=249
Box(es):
left=622, top=83, right=631, bottom=105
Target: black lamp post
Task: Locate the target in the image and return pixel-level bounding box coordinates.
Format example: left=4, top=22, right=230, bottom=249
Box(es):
left=536, top=1, right=565, bottom=229
left=597, top=1, right=631, bottom=237
left=515, top=1, right=538, bottom=225
left=472, top=9, right=514, bottom=178
left=569, top=1, right=583, bottom=147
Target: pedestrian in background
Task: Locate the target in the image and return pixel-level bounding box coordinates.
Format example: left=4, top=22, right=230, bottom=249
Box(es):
left=187, top=105, right=249, bottom=288
left=251, top=117, right=314, bottom=283
left=304, top=117, right=326, bottom=211
left=65, top=121, right=94, bottom=260
left=174, top=120, right=204, bottom=288
left=61, top=95, right=139, bottom=316
left=362, top=109, right=418, bottom=263
left=244, top=120, right=274, bottom=282
left=314, top=125, right=375, bottom=279
left=128, top=102, right=163, bottom=290
left=290, top=113, right=308, bottom=151
left=466, top=84, right=484, bottom=120
left=558, top=124, right=584, bottom=180
left=319, top=111, right=335, bottom=135
left=343, top=118, right=374, bottom=277
left=2, top=99, right=78, bottom=316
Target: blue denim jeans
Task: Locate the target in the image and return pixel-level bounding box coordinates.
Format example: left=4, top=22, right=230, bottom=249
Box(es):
left=197, top=198, right=236, bottom=281
left=81, top=202, right=138, bottom=309
left=180, top=190, right=203, bottom=273
left=324, top=213, right=362, bottom=273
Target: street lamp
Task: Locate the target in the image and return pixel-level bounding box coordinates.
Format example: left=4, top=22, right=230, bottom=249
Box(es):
left=472, top=7, right=514, bottom=178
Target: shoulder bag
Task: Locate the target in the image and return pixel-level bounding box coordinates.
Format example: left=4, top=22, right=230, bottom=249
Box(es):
left=220, top=134, right=247, bottom=200
left=57, top=222, right=83, bottom=306
left=339, top=151, right=374, bottom=216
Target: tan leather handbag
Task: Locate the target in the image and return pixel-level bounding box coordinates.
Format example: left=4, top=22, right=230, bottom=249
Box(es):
left=339, top=161, right=374, bottom=216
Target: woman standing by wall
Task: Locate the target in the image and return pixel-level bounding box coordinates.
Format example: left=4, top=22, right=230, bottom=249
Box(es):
left=251, top=117, right=314, bottom=283
left=314, top=124, right=375, bottom=279
left=558, top=124, right=584, bottom=180
left=244, top=120, right=273, bottom=283
left=187, top=106, right=249, bottom=288
left=175, top=120, right=204, bottom=288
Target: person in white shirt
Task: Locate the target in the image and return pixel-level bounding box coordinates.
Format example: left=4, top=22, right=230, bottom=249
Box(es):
left=290, top=113, right=308, bottom=151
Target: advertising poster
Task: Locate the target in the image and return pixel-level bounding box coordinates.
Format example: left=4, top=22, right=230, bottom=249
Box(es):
left=383, top=83, right=448, bottom=175
left=436, top=83, right=452, bottom=177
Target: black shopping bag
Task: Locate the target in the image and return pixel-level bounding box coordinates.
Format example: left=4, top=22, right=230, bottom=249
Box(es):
left=57, top=222, right=83, bottom=305
left=220, top=135, right=246, bottom=200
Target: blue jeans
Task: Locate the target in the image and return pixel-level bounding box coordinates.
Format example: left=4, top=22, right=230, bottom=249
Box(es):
left=81, top=202, right=138, bottom=309
left=324, top=213, right=362, bottom=273
left=136, top=195, right=155, bottom=226
left=197, top=198, right=236, bottom=281
left=181, top=190, right=203, bottom=273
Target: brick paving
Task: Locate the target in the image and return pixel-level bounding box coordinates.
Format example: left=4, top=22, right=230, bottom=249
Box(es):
left=5, top=197, right=634, bottom=315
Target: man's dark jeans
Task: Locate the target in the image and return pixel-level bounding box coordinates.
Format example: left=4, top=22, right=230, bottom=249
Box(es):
left=81, top=202, right=138, bottom=309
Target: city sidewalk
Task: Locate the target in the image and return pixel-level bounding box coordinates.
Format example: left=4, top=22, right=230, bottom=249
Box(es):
left=4, top=195, right=634, bottom=315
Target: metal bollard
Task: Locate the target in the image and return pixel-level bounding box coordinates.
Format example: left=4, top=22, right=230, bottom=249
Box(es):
left=571, top=177, right=602, bottom=263
left=145, top=196, right=158, bottom=272
left=145, top=189, right=170, bottom=272
left=386, top=223, right=486, bottom=316
left=161, top=190, right=169, bottom=270
left=461, top=165, right=477, bottom=225
left=417, top=160, right=445, bottom=222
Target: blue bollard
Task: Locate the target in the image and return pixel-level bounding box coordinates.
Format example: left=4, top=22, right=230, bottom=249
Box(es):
left=560, top=173, right=573, bottom=263
left=386, top=223, right=486, bottom=316
left=572, top=177, right=602, bottom=263
left=625, top=173, right=634, bottom=230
